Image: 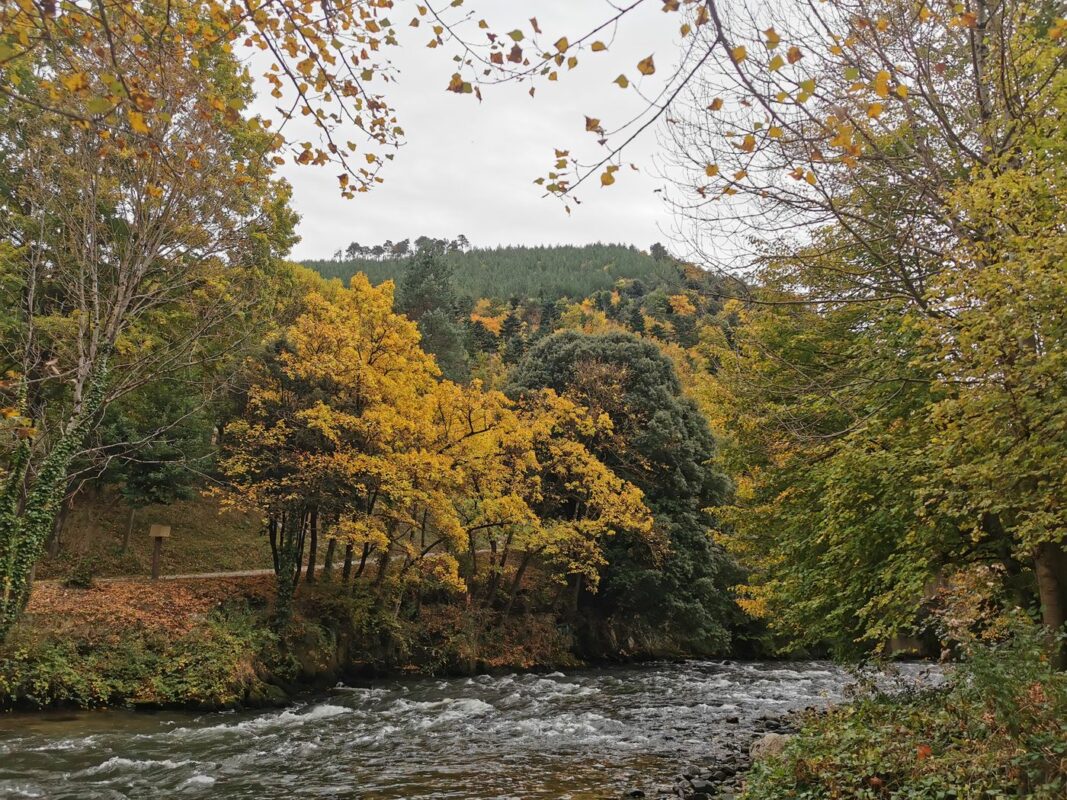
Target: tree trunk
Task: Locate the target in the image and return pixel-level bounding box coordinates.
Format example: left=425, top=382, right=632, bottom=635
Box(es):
left=268, top=516, right=280, bottom=574
left=305, top=510, right=319, bottom=583
left=1034, top=540, right=1067, bottom=670
left=374, top=548, right=391, bottom=592
left=502, top=551, right=534, bottom=619
left=292, top=511, right=308, bottom=587
left=342, top=543, right=354, bottom=584
left=482, top=538, right=499, bottom=607
left=121, top=506, right=135, bottom=554
left=47, top=495, right=72, bottom=559
left=355, top=543, right=371, bottom=578
left=322, top=538, right=337, bottom=580
left=274, top=510, right=303, bottom=630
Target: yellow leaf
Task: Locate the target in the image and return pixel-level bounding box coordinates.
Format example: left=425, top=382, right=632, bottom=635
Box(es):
left=873, top=70, right=890, bottom=97
left=805, top=170, right=817, bottom=185
left=731, top=45, right=747, bottom=63
left=637, top=55, right=656, bottom=75
left=740, top=134, right=756, bottom=152
left=768, top=125, right=783, bottom=138
left=895, top=84, right=909, bottom=99
left=680, top=23, right=691, bottom=37
left=555, top=37, right=569, bottom=53
left=614, top=74, right=630, bottom=89
left=591, top=40, right=607, bottom=52
left=764, top=27, right=781, bottom=49
left=867, top=102, right=884, bottom=118
left=585, top=116, right=601, bottom=131
left=600, top=169, right=615, bottom=186
left=768, top=54, right=785, bottom=72
left=61, top=72, right=89, bottom=92
left=709, top=97, right=724, bottom=111
left=127, top=109, right=150, bottom=134
left=787, top=45, right=803, bottom=64
left=705, top=163, right=719, bottom=177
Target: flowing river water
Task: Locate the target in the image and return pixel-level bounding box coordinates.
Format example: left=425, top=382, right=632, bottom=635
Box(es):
left=0, top=660, right=940, bottom=800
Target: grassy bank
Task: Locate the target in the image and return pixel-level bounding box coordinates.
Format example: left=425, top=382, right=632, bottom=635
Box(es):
left=742, top=629, right=1066, bottom=800
left=0, top=576, right=580, bottom=711
left=37, top=490, right=270, bottom=581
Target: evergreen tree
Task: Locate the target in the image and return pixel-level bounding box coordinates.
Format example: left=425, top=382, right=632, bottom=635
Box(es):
left=510, top=331, right=740, bottom=654
left=397, top=248, right=456, bottom=322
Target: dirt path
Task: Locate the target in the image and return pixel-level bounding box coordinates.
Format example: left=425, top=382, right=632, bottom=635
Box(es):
left=32, top=566, right=332, bottom=586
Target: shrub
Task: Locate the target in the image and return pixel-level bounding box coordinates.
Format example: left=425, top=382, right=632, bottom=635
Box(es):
left=743, top=626, right=1066, bottom=800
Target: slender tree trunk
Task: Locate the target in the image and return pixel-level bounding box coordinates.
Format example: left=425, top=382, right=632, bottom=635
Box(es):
left=47, top=495, right=72, bottom=558
left=305, top=510, right=319, bottom=583
left=268, top=516, right=280, bottom=574
left=1034, top=541, right=1067, bottom=670
left=274, top=510, right=303, bottom=630
left=292, top=511, right=308, bottom=587
left=121, top=506, right=135, bottom=554
left=374, top=548, right=391, bottom=592
left=322, top=538, right=337, bottom=581
left=342, top=543, right=354, bottom=584
left=502, top=551, right=534, bottom=619
left=355, top=543, right=371, bottom=578
left=482, top=538, right=499, bottom=607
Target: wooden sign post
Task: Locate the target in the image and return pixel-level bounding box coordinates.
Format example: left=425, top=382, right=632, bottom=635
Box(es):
left=149, top=524, right=171, bottom=580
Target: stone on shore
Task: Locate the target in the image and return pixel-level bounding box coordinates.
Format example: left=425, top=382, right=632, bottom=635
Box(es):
left=750, top=732, right=792, bottom=762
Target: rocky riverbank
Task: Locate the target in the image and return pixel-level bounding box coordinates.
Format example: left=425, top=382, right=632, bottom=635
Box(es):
left=625, top=713, right=801, bottom=799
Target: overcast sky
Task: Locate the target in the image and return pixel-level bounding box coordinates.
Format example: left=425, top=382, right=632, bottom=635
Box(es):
left=265, top=1, right=684, bottom=261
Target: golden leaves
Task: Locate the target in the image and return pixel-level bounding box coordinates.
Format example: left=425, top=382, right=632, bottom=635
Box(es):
left=873, top=70, right=890, bottom=98
left=614, top=74, right=630, bottom=89
left=60, top=72, right=89, bottom=92
left=590, top=40, right=607, bottom=52
left=637, top=55, right=656, bottom=75
left=731, top=45, right=747, bottom=63
left=764, top=27, right=781, bottom=49
left=127, top=109, right=150, bottom=134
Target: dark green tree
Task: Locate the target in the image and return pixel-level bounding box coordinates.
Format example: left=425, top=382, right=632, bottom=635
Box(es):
left=397, top=248, right=456, bottom=322
left=418, top=309, right=470, bottom=382
left=510, top=331, right=740, bottom=654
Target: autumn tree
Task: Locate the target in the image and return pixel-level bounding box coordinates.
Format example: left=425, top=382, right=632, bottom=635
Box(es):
left=666, top=0, right=1067, bottom=659
left=0, top=11, right=296, bottom=640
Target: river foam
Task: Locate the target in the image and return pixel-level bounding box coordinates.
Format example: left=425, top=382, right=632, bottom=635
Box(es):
left=0, top=660, right=942, bottom=799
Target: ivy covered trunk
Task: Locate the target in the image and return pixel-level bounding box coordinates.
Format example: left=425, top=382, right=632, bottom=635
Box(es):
left=0, top=365, right=109, bottom=643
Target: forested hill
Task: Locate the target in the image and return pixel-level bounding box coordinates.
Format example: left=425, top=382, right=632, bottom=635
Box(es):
left=303, top=243, right=683, bottom=300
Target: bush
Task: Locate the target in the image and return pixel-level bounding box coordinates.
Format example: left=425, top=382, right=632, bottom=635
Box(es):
left=743, top=626, right=1067, bottom=800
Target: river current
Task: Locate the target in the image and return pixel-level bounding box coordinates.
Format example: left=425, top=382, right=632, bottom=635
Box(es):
left=0, top=660, right=940, bottom=799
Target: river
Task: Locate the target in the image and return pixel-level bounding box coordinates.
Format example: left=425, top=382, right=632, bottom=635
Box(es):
left=0, top=660, right=940, bottom=799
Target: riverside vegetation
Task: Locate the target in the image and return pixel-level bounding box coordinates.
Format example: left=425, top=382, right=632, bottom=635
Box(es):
left=1, top=1, right=1065, bottom=798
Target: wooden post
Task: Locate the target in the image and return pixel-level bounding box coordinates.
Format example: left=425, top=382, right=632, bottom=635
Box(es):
left=149, top=524, right=171, bottom=580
